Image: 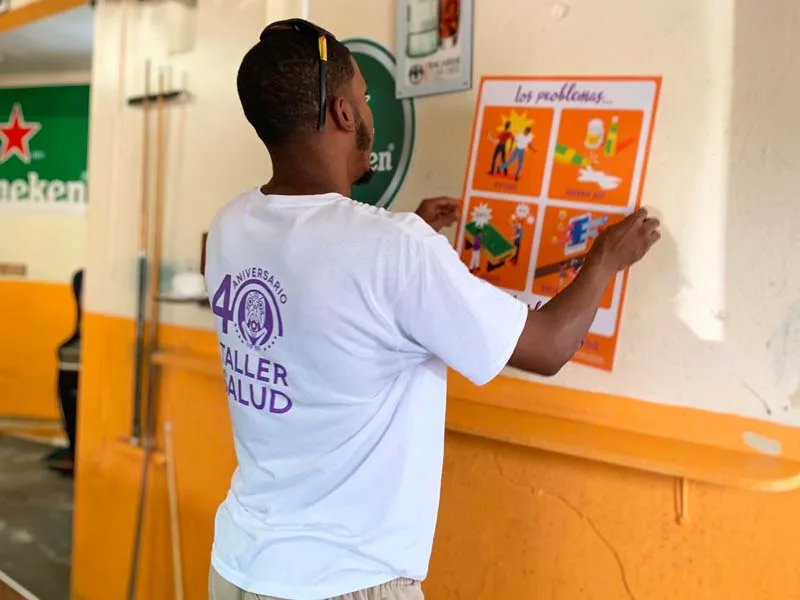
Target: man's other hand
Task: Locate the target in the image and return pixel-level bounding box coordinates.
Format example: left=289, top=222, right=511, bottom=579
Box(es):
left=508, top=207, right=661, bottom=377
left=586, top=208, right=661, bottom=276
left=416, top=197, right=460, bottom=232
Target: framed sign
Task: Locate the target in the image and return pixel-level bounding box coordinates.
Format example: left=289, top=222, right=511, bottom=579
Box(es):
left=395, top=0, right=473, bottom=99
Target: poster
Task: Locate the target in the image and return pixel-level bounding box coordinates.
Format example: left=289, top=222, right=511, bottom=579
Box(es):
left=455, top=77, right=661, bottom=371
left=0, top=85, right=90, bottom=214
left=395, top=0, right=473, bottom=99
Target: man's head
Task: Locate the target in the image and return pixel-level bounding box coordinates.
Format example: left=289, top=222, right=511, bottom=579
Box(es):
left=504, top=121, right=511, bottom=130
left=237, top=19, right=375, bottom=187
left=524, top=126, right=532, bottom=134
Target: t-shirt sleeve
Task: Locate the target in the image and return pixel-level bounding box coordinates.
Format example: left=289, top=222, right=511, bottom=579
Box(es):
left=394, top=232, right=529, bottom=386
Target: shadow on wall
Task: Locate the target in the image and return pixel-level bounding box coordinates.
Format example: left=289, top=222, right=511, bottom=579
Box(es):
left=727, top=0, right=800, bottom=416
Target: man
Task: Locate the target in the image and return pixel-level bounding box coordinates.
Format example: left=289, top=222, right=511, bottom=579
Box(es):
left=487, top=121, right=512, bottom=175
left=205, top=18, right=660, bottom=600
left=499, top=126, right=534, bottom=181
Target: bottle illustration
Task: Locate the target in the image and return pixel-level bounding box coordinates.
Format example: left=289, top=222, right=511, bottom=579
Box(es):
left=406, top=0, right=439, bottom=58
left=604, top=115, right=619, bottom=157
left=584, top=118, right=605, bottom=151
left=438, top=0, right=461, bottom=50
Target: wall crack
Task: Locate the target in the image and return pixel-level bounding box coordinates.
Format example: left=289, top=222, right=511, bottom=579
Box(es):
left=491, top=453, right=637, bottom=600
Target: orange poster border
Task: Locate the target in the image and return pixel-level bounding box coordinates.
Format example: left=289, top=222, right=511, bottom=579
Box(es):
left=457, top=75, right=663, bottom=371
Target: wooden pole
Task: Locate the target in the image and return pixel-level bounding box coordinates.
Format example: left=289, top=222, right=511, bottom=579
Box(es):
left=127, top=66, right=168, bottom=600
left=127, top=60, right=153, bottom=600
left=164, top=421, right=185, bottom=600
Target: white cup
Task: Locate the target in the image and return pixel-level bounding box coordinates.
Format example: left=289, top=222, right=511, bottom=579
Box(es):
left=172, top=271, right=206, bottom=298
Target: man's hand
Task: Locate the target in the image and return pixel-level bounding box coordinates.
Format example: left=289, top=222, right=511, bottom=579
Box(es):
left=509, top=207, right=661, bottom=377
left=585, top=208, right=661, bottom=276
left=416, top=197, right=460, bottom=232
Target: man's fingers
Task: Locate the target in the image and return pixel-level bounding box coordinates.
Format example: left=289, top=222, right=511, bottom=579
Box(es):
left=427, top=196, right=460, bottom=206
left=642, top=217, right=660, bottom=232
left=617, top=207, right=648, bottom=231
left=645, top=230, right=661, bottom=250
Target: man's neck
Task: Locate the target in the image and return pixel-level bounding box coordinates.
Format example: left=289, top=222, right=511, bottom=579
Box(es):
left=264, top=143, right=352, bottom=197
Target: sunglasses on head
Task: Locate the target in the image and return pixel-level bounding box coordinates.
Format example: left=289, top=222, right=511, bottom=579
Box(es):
left=260, top=18, right=334, bottom=131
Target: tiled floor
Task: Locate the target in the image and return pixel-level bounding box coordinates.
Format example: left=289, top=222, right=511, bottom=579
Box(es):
left=0, top=435, right=72, bottom=600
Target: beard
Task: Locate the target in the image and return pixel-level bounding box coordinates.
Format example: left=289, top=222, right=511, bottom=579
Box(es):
left=353, top=106, right=374, bottom=186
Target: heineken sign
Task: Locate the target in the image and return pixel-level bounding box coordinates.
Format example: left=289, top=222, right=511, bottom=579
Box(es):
left=344, top=39, right=415, bottom=209
left=0, top=85, right=90, bottom=214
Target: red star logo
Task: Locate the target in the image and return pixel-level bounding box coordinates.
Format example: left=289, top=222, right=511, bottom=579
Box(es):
left=0, top=103, right=41, bottom=164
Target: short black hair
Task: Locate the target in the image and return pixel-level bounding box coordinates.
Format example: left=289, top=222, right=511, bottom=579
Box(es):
left=237, top=22, right=355, bottom=147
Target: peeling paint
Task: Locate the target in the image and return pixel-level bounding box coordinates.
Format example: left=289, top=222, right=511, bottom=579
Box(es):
left=9, top=529, right=34, bottom=544
left=789, top=387, right=800, bottom=409
left=770, top=302, right=800, bottom=390
left=741, top=381, right=773, bottom=415
left=742, top=431, right=782, bottom=456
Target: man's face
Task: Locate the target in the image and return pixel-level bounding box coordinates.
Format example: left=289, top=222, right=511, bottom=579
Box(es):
left=349, top=58, right=375, bottom=186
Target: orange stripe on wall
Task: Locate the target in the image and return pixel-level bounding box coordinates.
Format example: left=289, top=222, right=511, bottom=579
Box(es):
left=72, top=312, right=800, bottom=600
left=0, top=279, right=76, bottom=420
left=0, top=0, right=87, bottom=35
left=72, top=313, right=234, bottom=600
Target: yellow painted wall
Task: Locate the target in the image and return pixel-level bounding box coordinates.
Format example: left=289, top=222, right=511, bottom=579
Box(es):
left=73, top=315, right=800, bottom=600
left=0, top=280, right=76, bottom=418
left=0, top=70, right=88, bottom=419
left=71, top=0, right=800, bottom=599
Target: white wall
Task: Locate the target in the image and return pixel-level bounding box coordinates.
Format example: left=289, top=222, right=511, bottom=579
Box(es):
left=0, top=70, right=89, bottom=282
left=84, top=0, right=800, bottom=424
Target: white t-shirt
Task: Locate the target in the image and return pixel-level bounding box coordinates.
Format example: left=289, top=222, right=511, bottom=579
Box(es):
left=204, top=188, right=528, bottom=600
left=514, top=132, right=533, bottom=151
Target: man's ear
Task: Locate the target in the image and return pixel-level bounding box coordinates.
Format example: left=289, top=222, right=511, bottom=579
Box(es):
left=329, top=96, right=356, bottom=133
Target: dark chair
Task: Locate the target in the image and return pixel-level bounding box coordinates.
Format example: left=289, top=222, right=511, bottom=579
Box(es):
left=47, top=270, right=83, bottom=474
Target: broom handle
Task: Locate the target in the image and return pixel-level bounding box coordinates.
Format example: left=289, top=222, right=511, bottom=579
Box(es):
left=131, top=60, right=151, bottom=443
left=142, top=68, right=167, bottom=447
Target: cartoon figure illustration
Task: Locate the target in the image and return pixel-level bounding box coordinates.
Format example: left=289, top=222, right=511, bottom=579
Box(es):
left=499, top=126, right=534, bottom=181
left=469, top=227, right=483, bottom=272
left=473, top=107, right=553, bottom=197
left=569, top=257, right=583, bottom=278
left=510, top=221, right=524, bottom=265
left=487, top=121, right=512, bottom=176
left=461, top=199, right=536, bottom=291
left=557, top=261, right=569, bottom=291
